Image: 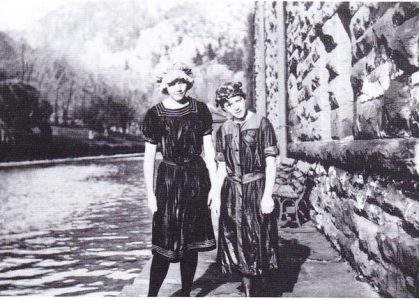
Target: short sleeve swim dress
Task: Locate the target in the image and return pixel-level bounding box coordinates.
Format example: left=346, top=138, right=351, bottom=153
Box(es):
left=142, top=97, right=216, bottom=261
left=215, top=112, right=280, bottom=275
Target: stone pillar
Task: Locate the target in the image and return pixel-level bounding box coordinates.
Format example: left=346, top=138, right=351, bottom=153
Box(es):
left=264, top=2, right=280, bottom=134
left=277, top=2, right=287, bottom=160
left=254, top=1, right=266, bottom=116
left=255, top=1, right=287, bottom=160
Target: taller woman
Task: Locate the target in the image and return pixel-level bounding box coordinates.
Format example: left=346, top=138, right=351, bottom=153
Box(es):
left=142, top=63, right=217, bottom=297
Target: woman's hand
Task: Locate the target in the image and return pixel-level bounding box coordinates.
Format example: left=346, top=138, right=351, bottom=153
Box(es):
left=208, top=187, right=220, bottom=215
left=148, top=192, right=157, bottom=213
left=260, top=194, right=275, bottom=214
left=207, top=187, right=215, bottom=206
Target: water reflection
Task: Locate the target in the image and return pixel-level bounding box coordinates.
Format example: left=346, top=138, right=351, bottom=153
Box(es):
left=0, top=157, right=151, bottom=296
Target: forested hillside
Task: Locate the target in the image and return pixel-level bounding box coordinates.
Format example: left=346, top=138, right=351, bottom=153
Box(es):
left=21, top=0, right=254, bottom=117
left=0, top=0, right=253, bottom=152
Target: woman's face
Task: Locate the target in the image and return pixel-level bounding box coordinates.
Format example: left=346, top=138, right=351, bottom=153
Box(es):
left=167, top=80, right=188, bottom=101
left=223, top=95, right=247, bottom=119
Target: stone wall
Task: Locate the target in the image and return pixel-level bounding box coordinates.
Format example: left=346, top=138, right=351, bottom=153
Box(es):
left=285, top=2, right=419, bottom=142
left=254, top=2, right=419, bottom=297
left=308, top=163, right=418, bottom=297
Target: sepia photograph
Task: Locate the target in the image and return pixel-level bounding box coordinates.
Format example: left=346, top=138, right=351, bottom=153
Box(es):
left=0, top=0, right=418, bottom=297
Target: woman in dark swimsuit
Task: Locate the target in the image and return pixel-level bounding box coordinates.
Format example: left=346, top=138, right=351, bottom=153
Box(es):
left=142, top=63, right=217, bottom=297
left=213, top=82, right=280, bottom=297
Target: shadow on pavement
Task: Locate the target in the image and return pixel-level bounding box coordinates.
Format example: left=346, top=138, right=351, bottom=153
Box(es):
left=171, top=262, right=241, bottom=297
left=262, top=237, right=311, bottom=297
left=171, top=236, right=310, bottom=297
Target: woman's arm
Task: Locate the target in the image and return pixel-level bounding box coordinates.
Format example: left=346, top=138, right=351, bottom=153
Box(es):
left=143, top=142, right=157, bottom=212
left=203, top=134, right=217, bottom=205
left=212, top=161, right=227, bottom=215
left=261, top=156, right=277, bottom=214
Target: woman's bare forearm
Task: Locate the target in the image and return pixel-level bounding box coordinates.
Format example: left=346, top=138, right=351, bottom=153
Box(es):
left=215, top=161, right=227, bottom=194
left=203, top=135, right=217, bottom=187
left=263, top=156, right=276, bottom=197
left=143, top=142, right=157, bottom=195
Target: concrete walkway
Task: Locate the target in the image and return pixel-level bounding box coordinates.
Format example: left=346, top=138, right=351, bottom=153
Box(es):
left=0, top=153, right=143, bottom=169
left=120, top=222, right=380, bottom=297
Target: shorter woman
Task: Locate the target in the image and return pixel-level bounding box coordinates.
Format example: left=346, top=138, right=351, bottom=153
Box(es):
left=213, top=82, right=280, bottom=297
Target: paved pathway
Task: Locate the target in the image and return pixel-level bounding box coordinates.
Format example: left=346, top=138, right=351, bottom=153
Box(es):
left=120, top=222, right=380, bottom=297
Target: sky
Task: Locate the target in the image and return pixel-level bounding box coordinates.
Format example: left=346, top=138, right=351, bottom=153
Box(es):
left=0, top=0, right=253, bottom=93
left=0, top=0, right=246, bottom=30
left=0, top=0, right=87, bottom=30
left=0, top=0, right=180, bottom=30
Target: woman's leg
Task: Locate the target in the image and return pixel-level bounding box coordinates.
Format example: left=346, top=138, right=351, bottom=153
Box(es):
left=241, top=275, right=252, bottom=297
left=242, top=275, right=266, bottom=297
left=179, top=250, right=198, bottom=296
left=148, top=253, right=170, bottom=297
left=253, top=276, right=265, bottom=296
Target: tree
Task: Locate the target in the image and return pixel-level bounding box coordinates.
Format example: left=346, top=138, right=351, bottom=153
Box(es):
left=63, top=79, right=75, bottom=125
left=206, top=43, right=216, bottom=61
left=193, top=50, right=204, bottom=66
left=32, top=100, right=53, bottom=141
left=80, top=95, right=136, bottom=134
left=19, top=41, right=36, bottom=83
left=0, top=81, right=40, bottom=142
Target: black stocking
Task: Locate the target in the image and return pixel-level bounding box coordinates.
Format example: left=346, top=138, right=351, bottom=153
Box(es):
left=253, top=276, right=264, bottom=296
left=148, top=254, right=170, bottom=297
left=180, top=250, right=198, bottom=296
left=242, top=275, right=266, bottom=297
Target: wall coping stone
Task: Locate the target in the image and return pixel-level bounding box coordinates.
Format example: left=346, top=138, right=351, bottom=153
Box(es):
left=288, top=138, right=419, bottom=177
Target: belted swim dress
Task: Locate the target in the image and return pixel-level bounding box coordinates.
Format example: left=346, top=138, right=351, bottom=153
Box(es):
left=142, top=97, right=216, bottom=261
left=215, top=113, right=280, bottom=275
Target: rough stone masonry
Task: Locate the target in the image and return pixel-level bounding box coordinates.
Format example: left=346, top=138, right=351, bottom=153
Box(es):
left=254, top=2, right=419, bottom=297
